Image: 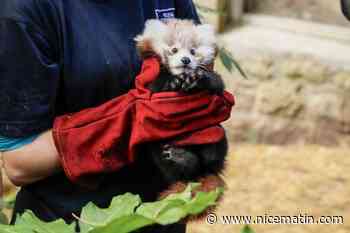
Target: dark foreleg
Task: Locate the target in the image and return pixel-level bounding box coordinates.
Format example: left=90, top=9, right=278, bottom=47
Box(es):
left=194, top=137, right=228, bottom=175
left=147, top=143, right=200, bottom=184
left=181, top=68, right=225, bottom=94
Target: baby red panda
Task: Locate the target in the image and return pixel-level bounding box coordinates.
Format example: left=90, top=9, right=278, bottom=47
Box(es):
left=134, top=19, right=227, bottom=206
left=135, top=19, right=224, bottom=94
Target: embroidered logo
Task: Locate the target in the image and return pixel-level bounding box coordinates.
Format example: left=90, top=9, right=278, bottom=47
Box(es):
left=155, top=8, right=175, bottom=21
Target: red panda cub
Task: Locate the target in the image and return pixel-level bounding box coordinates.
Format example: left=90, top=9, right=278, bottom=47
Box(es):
left=135, top=19, right=227, bottom=216
left=135, top=19, right=224, bottom=94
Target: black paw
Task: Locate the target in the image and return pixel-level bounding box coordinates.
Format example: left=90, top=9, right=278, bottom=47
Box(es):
left=163, top=76, right=184, bottom=91
left=180, top=68, right=206, bottom=93
left=159, top=144, right=200, bottom=179
left=161, top=144, right=188, bottom=161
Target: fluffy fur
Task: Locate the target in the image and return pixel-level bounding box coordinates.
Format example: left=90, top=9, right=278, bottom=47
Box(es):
left=135, top=19, right=217, bottom=75
left=135, top=19, right=228, bottom=218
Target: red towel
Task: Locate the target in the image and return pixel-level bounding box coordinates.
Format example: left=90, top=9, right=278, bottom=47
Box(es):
left=53, top=57, right=235, bottom=186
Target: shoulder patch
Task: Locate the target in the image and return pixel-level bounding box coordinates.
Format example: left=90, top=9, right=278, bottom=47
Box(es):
left=155, top=8, right=175, bottom=21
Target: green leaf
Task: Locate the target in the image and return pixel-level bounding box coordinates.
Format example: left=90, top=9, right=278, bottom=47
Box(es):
left=15, top=211, right=75, bottom=233
left=219, top=49, right=233, bottom=72
left=241, top=225, right=256, bottom=233
left=231, top=57, right=248, bottom=79
left=3, top=193, right=17, bottom=210
left=161, top=183, right=199, bottom=202
left=90, top=214, right=153, bottom=233
left=219, top=48, right=248, bottom=79
left=79, top=193, right=141, bottom=232
left=184, top=187, right=224, bottom=215
left=0, top=225, right=34, bottom=233
left=0, top=183, right=224, bottom=233
left=137, top=199, right=186, bottom=225
left=0, top=212, right=8, bottom=225
left=137, top=186, right=223, bottom=225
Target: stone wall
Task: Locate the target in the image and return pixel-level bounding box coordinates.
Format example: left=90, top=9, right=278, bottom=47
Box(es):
left=221, top=54, right=350, bottom=146
left=249, top=0, right=348, bottom=26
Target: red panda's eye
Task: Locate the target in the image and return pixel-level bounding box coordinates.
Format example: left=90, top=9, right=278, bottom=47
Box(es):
left=171, top=47, right=178, bottom=54
left=190, top=49, right=196, bottom=55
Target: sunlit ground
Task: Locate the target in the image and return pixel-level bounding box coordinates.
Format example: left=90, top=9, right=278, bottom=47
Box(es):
left=189, top=144, right=350, bottom=233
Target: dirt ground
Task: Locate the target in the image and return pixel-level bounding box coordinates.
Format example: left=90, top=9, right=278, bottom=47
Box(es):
left=189, top=144, right=350, bottom=233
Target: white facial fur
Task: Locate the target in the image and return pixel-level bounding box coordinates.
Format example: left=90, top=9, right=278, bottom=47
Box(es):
left=135, top=19, right=217, bottom=76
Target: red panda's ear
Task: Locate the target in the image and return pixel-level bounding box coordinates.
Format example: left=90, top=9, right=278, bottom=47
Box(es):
left=135, top=19, right=168, bottom=59
left=135, top=37, right=156, bottom=59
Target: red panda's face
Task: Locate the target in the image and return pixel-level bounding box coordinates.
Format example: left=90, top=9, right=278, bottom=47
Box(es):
left=135, top=19, right=217, bottom=76
left=165, top=42, right=199, bottom=76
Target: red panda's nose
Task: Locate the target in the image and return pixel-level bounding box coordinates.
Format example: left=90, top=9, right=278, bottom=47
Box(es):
left=181, top=57, right=191, bottom=65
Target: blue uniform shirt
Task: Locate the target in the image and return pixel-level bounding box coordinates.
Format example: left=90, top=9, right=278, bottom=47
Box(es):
left=0, top=135, right=39, bottom=152
left=0, top=0, right=199, bottom=220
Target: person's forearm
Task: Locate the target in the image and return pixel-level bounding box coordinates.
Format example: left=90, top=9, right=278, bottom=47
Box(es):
left=1, top=131, right=61, bottom=186
left=0, top=163, right=3, bottom=198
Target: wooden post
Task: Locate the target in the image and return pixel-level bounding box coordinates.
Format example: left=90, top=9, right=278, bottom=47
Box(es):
left=244, top=0, right=256, bottom=12
left=217, top=0, right=229, bottom=32
left=230, top=0, right=244, bottom=24
left=217, top=0, right=245, bottom=32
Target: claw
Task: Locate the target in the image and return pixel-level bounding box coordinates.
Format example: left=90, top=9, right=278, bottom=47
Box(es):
left=190, top=71, right=196, bottom=78
left=176, top=77, right=183, bottom=84
left=161, top=144, right=174, bottom=160
left=176, top=68, right=205, bottom=92
left=185, top=77, right=192, bottom=84
left=196, top=69, right=205, bottom=77
left=169, top=82, right=178, bottom=90
left=168, top=77, right=183, bottom=90
left=178, top=74, right=186, bottom=80
left=187, top=79, right=199, bottom=91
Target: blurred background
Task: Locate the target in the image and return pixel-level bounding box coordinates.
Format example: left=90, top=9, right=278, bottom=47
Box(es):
left=1, top=1, right=350, bottom=232
left=189, top=0, right=350, bottom=233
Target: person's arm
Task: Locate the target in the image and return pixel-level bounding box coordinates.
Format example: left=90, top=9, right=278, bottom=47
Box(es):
left=0, top=159, right=3, bottom=198
left=1, top=131, right=61, bottom=186
left=0, top=3, right=61, bottom=186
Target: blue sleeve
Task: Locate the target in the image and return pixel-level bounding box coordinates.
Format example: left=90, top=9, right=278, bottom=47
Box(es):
left=0, top=0, right=60, bottom=138
left=0, top=134, right=39, bottom=152
left=175, top=0, right=201, bottom=24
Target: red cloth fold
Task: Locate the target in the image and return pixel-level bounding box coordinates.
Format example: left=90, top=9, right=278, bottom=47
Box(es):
left=53, top=57, right=235, bottom=186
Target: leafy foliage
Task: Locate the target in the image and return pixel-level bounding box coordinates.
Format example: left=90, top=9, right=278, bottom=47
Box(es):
left=0, top=200, right=8, bottom=225
left=241, top=225, right=256, bottom=233
left=218, top=47, right=247, bottom=79
left=0, top=212, right=7, bottom=226
left=0, top=184, right=223, bottom=233
left=3, top=194, right=16, bottom=210
left=0, top=192, right=18, bottom=225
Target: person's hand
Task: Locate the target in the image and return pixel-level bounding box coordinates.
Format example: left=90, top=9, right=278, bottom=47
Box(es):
left=51, top=57, right=233, bottom=188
